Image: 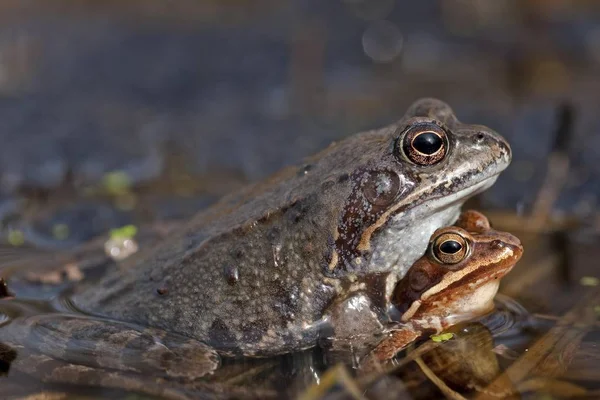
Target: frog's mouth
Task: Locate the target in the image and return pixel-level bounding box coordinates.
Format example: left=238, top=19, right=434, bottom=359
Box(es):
left=404, top=141, right=510, bottom=218
left=418, top=173, right=499, bottom=216
left=372, top=172, right=501, bottom=242
left=403, top=279, right=502, bottom=330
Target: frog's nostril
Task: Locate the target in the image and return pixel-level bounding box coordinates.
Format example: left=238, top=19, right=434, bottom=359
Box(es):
left=490, top=240, right=505, bottom=250
left=476, top=132, right=485, bottom=142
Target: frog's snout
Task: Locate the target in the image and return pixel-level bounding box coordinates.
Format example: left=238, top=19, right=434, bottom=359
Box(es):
left=507, top=238, right=523, bottom=262
left=489, top=232, right=523, bottom=262
left=476, top=126, right=512, bottom=165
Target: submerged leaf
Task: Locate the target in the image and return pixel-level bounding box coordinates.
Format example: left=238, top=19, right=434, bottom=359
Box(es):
left=580, top=277, right=599, bottom=287
left=52, top=223, right=70, bottom=240
left=7, top=230, right=24, bottom=247
left=431, top=333, right=454, bottom=343
left=102, top=171, right=132, bottom=196
left=109, top=225, right=138, bottom=240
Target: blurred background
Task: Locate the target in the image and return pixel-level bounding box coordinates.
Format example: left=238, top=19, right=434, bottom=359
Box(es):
left=0, top=0, right=598, bottom=247
left=2, top=2, right=600, bottom=398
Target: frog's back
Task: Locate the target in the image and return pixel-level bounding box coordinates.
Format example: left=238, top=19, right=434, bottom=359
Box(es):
left=72, top=131, right=392, bottom=356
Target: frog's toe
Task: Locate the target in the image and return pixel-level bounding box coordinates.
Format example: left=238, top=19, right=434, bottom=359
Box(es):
left=145, top=339, right=220, bottom=380
left=14, top=315, right=220, bottom=381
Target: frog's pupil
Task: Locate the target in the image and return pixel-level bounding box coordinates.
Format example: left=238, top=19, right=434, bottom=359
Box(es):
left=440, top=240, right=462, bottom=254
left=412, top=132, right=442, bottom=155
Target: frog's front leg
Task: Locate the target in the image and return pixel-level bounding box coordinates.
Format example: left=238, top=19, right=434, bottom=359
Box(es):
left=359, top=327, right=421, bottom=371
left=322, top=294, right=422, bottom=372
left=7, top=314, right=220, bottom=381
left=320, top=291, right=388, bottom=366
left=369, top=328, right=421, bottom=362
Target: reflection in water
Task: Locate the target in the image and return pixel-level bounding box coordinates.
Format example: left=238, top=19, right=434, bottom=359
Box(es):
left=0, top=297, right=319, bottom=398
left=420, top=323, right=500, bottom=394
left=478, top=294, right=531, bottom=337
left=0, top=312, right=8, bottom=327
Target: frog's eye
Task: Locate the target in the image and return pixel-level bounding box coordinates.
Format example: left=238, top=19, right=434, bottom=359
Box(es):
left=398, top=123, right=448, bottom=166
left=432, top=232, right=469, bottom=264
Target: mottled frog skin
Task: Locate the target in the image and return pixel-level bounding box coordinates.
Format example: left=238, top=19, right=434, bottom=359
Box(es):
left=71, top=98, right=511, bottom=357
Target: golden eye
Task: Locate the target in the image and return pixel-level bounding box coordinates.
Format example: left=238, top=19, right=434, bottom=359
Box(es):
left=397, top=122, right=449, bottom=166
left=432, top=232, right=469, bottom=264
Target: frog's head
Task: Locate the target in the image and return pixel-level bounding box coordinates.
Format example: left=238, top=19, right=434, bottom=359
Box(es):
left=332, top=98, right=511, bottom=275
left=389, top=213, right=522, bottom=328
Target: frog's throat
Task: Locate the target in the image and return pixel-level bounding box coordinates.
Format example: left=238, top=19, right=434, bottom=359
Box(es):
left=399, top=280, right=501, bottom=331
left=357, top=174, right=499, bottom=253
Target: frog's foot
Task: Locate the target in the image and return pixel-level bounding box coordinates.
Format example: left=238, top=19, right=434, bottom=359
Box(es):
left=14, top=314, right=220, bottom=381
left=359, top=328, right=421, bottom=372
left=9, top=350, right=205, bottom=400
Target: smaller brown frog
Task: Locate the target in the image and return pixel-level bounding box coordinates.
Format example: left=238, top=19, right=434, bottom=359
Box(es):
left=362, top=210, right=523, bottom=367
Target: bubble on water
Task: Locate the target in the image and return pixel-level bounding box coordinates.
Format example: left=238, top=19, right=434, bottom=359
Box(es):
left=362, top=20, right=403, bottom=63
left=105, top=237, right=139, bottom=261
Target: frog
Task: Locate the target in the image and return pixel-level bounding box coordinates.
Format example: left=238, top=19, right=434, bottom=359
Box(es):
left=358, top=209, right=523, bottom=368
left=0, top=210, right=521, bottom=398
left=60, top=98, right=511, bottom=363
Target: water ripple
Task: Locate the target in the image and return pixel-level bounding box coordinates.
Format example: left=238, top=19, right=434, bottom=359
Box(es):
left=478, top=294, right=531, bottom=337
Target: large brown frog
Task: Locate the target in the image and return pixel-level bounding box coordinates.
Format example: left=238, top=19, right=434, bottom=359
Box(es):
left=66, top=98, right=511, bottom=359
left=0, top=211, right=521, bottom=399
